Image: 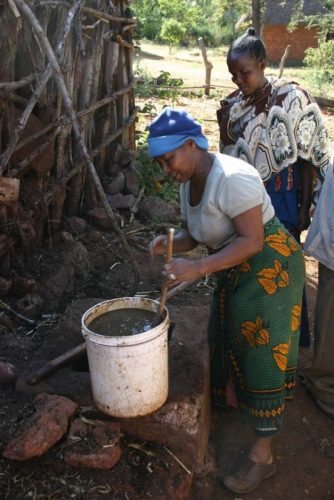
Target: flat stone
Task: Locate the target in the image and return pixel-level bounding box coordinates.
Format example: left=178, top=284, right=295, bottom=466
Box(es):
left=64, top=419, right=121, bottom=469
left=2, top=393, right=78, bottom=460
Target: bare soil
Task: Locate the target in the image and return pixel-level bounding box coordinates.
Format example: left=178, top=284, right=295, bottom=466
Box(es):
left=1, top=229, right=333, bottom=499
left=1, top=45, right=334, bottom=499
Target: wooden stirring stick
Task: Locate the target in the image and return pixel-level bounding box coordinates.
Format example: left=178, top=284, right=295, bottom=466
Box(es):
left=151, top=227, right=175, bottom=327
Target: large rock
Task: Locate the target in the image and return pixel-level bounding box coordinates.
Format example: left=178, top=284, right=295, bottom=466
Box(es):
left=38, top=240, right=90, bottom=307
left=138, top=196, right=180, bottom=224
left=2, top=393, right=78, bottom=460
left=104, top=171, right=125, bottom=195
left=65, top=216, right=87, bottom=235
left=87, top=207, right=123, bottom=229
left=109, top=193, right=136, bottom=210
left=124, top=165, right=140, bottom=196
left=119, top=149, right=135, bottom=167
left=64, top=419, right=121, bottom=469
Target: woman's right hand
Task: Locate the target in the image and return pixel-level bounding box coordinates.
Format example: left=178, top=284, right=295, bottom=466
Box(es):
left=149, top=235, right=167, bottom=257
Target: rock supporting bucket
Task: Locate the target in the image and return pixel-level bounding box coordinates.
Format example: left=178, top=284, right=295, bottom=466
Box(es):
left=82, top=297, right=169, bottom=418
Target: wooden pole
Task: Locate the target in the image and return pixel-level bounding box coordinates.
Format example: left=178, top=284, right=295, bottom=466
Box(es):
left=278, top=45, right=291, bottom=78
left=198, top=37, right=213, bottom=97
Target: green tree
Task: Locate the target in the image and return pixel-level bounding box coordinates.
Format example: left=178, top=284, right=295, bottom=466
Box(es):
left=132, top=0, right=162, bottom=40
left=133, top=0, right=252, bottom=46
left=160, top=19, right=186, bottom=52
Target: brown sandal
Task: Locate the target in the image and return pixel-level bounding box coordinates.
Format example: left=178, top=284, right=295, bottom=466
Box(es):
left=223, top=455, right=276, bottom=494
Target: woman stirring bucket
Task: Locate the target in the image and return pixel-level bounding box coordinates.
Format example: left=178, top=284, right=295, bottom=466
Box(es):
left=148, top=107, right=305, bottom=494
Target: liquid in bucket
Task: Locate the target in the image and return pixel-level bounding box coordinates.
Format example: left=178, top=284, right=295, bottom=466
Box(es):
left=88, top=308, right=156, bottom=336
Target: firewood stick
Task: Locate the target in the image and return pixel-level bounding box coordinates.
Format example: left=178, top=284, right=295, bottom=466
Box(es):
left=26, top=278, right=199, bottom=385
left=27, top=344, right=86, bottom=385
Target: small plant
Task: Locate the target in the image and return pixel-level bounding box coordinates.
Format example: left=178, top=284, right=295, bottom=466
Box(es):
left=136, top=130, right=179, bottom=202
left=135, top=66, right=184, bottom=100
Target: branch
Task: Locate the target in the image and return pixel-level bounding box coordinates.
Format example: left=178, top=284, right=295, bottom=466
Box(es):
left=40, top=1, right=137, bottom=24
left=278, top=45, right=291, bottom=79
left=0, top=74, right=36, bottom=91
left=82, top=5, right=136, bottom=24
left=115, top=33, right=134, bottom=50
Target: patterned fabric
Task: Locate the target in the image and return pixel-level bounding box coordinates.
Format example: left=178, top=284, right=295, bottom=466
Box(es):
left=265, top=165, right=300, bottom=233
left=217, top=77, right=330, bottom=195
left=208, top=217, right=305, bottom=436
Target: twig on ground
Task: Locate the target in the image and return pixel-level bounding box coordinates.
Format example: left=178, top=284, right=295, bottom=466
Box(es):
left=164, top=446, right=192, bottom=474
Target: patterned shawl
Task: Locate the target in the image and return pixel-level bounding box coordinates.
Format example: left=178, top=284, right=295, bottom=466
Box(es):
left=217, top=78, right=330, bottom=189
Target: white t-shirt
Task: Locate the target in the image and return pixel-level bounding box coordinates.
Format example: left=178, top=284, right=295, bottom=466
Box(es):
left=180, top=153, right=275, bottom=250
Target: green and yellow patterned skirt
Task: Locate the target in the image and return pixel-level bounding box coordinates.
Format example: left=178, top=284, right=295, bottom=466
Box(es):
left=208, top=217, right=305, bottom=436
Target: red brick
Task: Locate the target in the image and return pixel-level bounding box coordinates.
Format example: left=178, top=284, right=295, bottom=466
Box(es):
left=263, top=25, right=319, bottom=63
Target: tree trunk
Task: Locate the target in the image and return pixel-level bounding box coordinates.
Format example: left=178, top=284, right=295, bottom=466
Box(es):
left=252, top=0, right=263, bottom=38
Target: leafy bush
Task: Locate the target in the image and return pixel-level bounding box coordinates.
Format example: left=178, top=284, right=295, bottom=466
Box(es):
left=136, top=130, right=179, bottom=202
left=188, top=24, right=220, bottom=47
left=304, top=40, right=334, bottom=92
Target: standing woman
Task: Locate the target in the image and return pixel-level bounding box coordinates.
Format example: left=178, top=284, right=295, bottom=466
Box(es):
left=217, top=28, right=331, bottom=347
left=148, top=107, right=305, bottom=494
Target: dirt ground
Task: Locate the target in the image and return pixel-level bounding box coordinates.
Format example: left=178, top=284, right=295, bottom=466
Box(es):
left=1, top=227, right=334, bottom=500
left=1, top=46, right=334, bottom=499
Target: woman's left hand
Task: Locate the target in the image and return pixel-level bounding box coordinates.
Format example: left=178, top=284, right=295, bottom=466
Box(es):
left=162, top=258, right=202, bottom=285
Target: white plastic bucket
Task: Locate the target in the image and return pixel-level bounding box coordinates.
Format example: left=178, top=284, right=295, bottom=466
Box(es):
left=82, top=297, right=169, bottom=418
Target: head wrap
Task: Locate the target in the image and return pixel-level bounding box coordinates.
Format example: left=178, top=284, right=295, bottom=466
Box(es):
left=147, top=107, right=209, bottom=157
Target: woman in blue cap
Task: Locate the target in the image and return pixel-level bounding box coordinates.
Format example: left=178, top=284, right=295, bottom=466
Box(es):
left=148, top=107, right=305, bottom=494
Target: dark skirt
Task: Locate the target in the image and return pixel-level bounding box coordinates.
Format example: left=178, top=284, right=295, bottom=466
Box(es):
left=208, top=217, right=305, bottom=436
